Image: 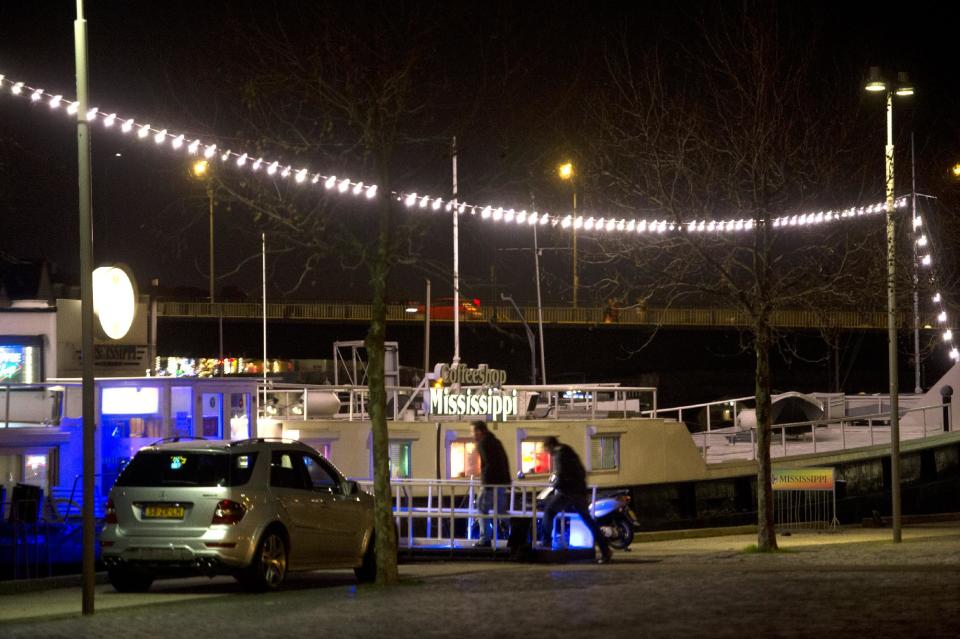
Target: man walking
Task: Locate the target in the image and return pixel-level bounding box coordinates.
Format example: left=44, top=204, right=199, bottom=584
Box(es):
left=472, top=420, right=511, bottom=547
left=541, top=436, right=612, bottom=564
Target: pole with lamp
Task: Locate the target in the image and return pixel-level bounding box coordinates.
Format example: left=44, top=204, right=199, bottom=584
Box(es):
left=557, top=161, right=578, bottom=308
left=864, top=66, right=913, bottom=543
left=190, top=159, right=223, bottom=375
left=74, top=0, right=96, bottom=615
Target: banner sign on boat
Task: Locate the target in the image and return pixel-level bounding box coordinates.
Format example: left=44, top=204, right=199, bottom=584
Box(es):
left=429, top=388, right=519, bottom=421
left=771, top=467, right=835, bottom=491
left=436, top=363, right=507, bottom=387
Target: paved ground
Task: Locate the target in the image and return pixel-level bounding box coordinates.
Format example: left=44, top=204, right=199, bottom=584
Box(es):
left=2, top=523, right=959, bottom=638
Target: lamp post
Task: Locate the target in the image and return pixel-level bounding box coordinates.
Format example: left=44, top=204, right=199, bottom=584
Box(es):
left=558, top=161, right=578, bottom=308
left=864, top=66, right=914, bottom=543
left=74, top=0, right=96, bottom=615
left=190, top=160, right=222, bottom=375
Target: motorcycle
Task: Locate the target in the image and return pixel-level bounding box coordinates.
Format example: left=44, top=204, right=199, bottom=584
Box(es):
left=592, top=489, right=640, bottom=550
left=534, top=481, right=639, bottom=550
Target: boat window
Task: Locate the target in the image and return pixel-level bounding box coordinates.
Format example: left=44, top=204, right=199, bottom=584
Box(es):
left=590, top=435, right=620, bottom=471
left=520, top=439, right=552, bottom=475
left=449, top=439, right=479, bottom=479
left=389, top=441, right=412, bottom=479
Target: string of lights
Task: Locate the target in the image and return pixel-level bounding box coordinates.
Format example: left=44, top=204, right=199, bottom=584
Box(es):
left=0, top=71, right=953, bottom=360
left=0, top=72, right=912, bottom=236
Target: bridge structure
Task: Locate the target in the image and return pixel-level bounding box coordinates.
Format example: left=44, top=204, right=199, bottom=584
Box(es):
left=157, top=300, right=914, bottom=330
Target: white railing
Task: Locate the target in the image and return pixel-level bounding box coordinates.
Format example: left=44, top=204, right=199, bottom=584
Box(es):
left=356, top=478, right=599, bottom=551
left=685, top=402, right=953, bottom=464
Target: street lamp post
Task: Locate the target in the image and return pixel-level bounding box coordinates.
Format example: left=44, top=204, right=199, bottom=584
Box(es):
left=558, top=161, right=578, bottom=308
left=190, top=160, right=222, bottom=374
left=864, top=66, right=913, bottom=544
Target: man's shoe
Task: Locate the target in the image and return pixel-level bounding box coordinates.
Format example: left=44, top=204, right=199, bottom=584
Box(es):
left=597, top=549, right=612, bottom=564
left=473, top=539, right=492, bottom=548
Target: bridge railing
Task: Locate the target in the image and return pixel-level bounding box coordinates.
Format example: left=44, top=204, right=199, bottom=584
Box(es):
left=158, top=300, right=908, bottom=329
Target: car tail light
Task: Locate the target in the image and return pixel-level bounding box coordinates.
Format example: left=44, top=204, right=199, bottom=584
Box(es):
left=211, top=500, right=245, bottom=525
left=105, top=497, right=117, bottom=524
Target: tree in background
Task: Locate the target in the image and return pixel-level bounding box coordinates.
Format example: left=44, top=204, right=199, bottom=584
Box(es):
left=586, top=6, right=884, bottom=550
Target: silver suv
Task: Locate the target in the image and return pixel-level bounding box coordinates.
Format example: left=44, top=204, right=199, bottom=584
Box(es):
left=101, top=438, right=376, bottom=592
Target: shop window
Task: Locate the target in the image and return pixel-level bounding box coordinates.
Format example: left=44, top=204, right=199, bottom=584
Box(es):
left=590, top=435, right=620, bottom=471
left=171, top=386, right=193, bottom=438
left=389, top=441, right=412, bottom=479
left=229, top=393, right=250, bottom=440
left=520, top=439, right=552, bottom=475
left=202, top=393, right=223, bottom=439
left=449, top=439, right=480, bottom=479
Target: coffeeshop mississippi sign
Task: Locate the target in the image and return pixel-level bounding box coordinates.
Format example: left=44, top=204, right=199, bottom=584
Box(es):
left=428, top=363, right=518, bottom=421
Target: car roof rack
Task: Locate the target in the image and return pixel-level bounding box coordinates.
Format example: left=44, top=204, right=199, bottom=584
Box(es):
left=149, top=436, right=209, bottom=446
left=226, top=437, right=312, bottom=448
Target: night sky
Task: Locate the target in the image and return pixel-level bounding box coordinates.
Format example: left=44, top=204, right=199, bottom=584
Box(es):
left=1, top=1, right=959, bottom=305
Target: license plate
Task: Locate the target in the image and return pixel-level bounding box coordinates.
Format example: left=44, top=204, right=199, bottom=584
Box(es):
left=143, top=505, right=185, bottom=519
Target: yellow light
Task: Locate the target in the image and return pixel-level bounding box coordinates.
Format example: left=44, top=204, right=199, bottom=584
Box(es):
left=951, top=163, right=960, bottom=178
left=191, top=159, right=209, bottom=178
left=558, top=161, right=574, bottom=180
left=864, top=81, right=887, bottom=92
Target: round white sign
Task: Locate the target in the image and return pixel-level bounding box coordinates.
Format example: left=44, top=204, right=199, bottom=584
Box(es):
left=93, top=265, right=137, bottom=340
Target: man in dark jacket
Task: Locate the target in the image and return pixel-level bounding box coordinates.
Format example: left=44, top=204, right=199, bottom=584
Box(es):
left=472, top=421, right=511, bottom=547
left=541, top=436, right=612, bottom=563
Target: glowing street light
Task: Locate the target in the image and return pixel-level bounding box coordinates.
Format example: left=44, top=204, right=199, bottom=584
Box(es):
left=557, top=160, right=578, bottom=308
left=863, top=65, right=913, bottom=544
left=189, top=159, right=222, bottom=373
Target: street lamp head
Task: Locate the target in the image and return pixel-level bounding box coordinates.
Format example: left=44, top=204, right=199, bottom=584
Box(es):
left=894, top=71, right=914, bottom=97
left=191, top=159, right=209, bottom=179
left=951, top=163, right=960, bottom=179
left=558, top=161, right=574, bottom=181
left=864, top=66, right=887, bottom=93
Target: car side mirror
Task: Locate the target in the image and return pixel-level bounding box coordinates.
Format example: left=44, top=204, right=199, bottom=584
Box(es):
left=343, top=480, right=359, bottom=496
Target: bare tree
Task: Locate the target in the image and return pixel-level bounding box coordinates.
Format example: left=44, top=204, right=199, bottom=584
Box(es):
left=586, top=6, right=882, bottom=550
left=200, top=4, right=468, bottom=585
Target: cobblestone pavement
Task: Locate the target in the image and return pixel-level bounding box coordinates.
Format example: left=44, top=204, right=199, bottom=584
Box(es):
left=3, top=524, right=959, bottom=638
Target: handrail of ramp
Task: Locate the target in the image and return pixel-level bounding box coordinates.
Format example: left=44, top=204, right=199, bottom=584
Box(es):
left=356, top=478, right=599, bottom=552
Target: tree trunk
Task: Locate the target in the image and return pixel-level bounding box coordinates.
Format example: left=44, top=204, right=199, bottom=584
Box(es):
left=754, top=319, right=778, bottom=551
left=366, top=177, right=399, bottom=585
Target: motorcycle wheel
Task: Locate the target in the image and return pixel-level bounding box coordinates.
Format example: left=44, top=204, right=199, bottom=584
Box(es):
left=608, top=517, right=634, bottom=550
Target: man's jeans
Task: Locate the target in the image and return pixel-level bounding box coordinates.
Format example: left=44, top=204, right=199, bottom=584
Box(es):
left=477, top=486, right=509, bottom=542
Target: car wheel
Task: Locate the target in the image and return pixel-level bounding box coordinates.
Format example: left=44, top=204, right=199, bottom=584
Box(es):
left=354, top=534, right=377, bottom=583
left=242, top=530, right=288, bottom=592
left=107, top=566, right=154, bottom=593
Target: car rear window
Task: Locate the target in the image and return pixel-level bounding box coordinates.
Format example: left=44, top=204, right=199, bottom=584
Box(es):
left=115, top=451, right=258, bottom=487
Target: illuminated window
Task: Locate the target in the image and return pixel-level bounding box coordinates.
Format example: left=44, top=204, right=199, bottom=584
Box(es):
left=23, top=453, right=48, bottom=492
left=449, top=439, right=480, bottom=478
left=102, top=387, right=160, bottom=415
left=229, top=393, right=250, bottom=440
left=520, top=439, right=552, bottom=475
left=389, top=441, right=412, bottom=479
left=590, top=435, right=620, bottom=471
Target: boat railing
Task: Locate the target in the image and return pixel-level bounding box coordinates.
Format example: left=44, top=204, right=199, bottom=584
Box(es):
left=686, top=401, right=952, bottom=463
left=355, top=477, right=601, bottom=551
left=258, top=382, right=658, bottom=423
